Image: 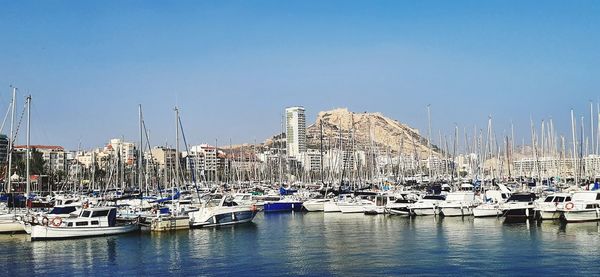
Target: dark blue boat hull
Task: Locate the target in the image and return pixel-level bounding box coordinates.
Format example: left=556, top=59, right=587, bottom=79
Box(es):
left=264, top=201, right=303, bottom=212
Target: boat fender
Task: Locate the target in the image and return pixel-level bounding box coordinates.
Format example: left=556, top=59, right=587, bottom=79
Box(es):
left=565, top=202, right=575, bottom=210
left=51, top=217, right=63, bottom=227
left=42, top=216, right=49, bottom=226
left=251, top=205, right=257, bottom=212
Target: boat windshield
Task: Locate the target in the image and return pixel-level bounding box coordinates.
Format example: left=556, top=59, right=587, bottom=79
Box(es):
left=544, top=197, right=555, bottom=202
left=423, top=195, right=445, bottom=200
left=49, top=206, right=76, bottom=215
left=207, top=199, right=222, bottom=208
left=554, top=196, right=567, bottom=202
left=81, top=211, right=91, bottom=217
left=507, top=194, right=536, bottom=202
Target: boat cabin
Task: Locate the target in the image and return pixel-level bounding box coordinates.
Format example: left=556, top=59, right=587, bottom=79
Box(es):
left=60, top=207, right=117, bottom=228
left=445, top=192, right=475, bottom=202
left=506, top=193, right=537, bottom=203
left=542, top=193, right=571, bottom=203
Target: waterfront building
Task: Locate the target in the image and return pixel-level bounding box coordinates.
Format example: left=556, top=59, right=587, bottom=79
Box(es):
left=285, top=106, right=306, bottom=158
left=107, top=138, right=137, bottom=165
left=0, top=134, right=8, bottom=164
left=15, top=145, right=67, bottom=173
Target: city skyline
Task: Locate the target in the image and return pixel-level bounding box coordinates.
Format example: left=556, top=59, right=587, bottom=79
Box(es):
left=1, top=1, right=599, bottom=149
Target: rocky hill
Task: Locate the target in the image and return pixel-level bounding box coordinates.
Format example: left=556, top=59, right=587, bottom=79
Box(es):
left=306, top=108, right=440, bottom=157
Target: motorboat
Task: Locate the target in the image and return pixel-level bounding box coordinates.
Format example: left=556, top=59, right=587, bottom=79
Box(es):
left=323, top=194, right=354, bottom=213
left=338, top=195, right=375, bottom=214
left=303, top=198, right=329, bottom=212
left=385, top=195, right=416, bottom=216
left=473, top=189, right=509, bottom=218
left=263, top=196, right=303, bottom=212
left=0, top=214, right=26, bottom=233
left=189, top=194, right=257, bottom=228
left=559, top=191, right=600, bottom=223
left=149, top=204, right=190, bottom=232
left=534, top=193, right=571, bottom=220
left=500, top=193, right=537, bottom=221
left=409, top=195, right=445, bottom=216
left=30, top=207, right=139, bottom=240
left=439, top=191, right=479, bottom=217
left=365, top=193, right=397, bottom=215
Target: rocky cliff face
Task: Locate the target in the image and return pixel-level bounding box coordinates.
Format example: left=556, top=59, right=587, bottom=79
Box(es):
left=306, top=108, right=440, bottom=157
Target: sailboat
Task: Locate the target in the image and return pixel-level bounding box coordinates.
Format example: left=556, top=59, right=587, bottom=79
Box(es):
left=0, top=90, right=27, bottom=233
left=149, top=106, right=190, bottom=231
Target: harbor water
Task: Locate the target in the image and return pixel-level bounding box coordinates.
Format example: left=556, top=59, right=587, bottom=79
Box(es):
left=2, top=212, right=600, bottom=276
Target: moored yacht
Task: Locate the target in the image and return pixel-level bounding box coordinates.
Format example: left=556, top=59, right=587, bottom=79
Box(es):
left=409, top=195, right=445, bottom=216
left=385, top=194, right=417, bottom=216
left=439, top=191, right=479, bottom=217
left=338, top=195, right=375, bottom=214
left=501, top=193, right=537, bottom=221
left=534, top=193, right=571, bottom=220
left=263, top=196, right=303, bottom=212
left=364, top=193, right=397, bottom=215
left=303, top=198, right=329, bottom=212
left=189, top=194, right=258, bottom=228
left=473, top=189, right=510, bottom=218
left=30, top=207, right=139, bottom=240
left=560, top=191, right=600, bottom=223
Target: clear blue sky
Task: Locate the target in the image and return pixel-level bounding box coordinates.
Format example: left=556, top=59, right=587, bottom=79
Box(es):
left=0, top=1, right=599, bottom=150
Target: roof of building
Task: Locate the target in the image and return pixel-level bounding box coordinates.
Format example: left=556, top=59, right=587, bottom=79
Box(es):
left=15, top=145, right=64, bottom=151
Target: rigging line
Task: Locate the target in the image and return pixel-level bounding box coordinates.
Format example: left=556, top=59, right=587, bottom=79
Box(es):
left=11, top=102, right=27, bottom=142
left=0, top=102, right=12, bottom=135
left=178, top=115, right=202, bottom=200
left=142, top=120, right=162, bottom=198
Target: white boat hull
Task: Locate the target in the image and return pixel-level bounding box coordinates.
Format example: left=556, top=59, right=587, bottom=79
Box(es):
left=441, top=207, right=473, bottom=217
left=0, top=220, right=26, bottom=233
left=30, top=223, right=139, bottom=240
left=364, top=206, right=385, bottom=214
left=189, top=208, right=256, bottom=228
left=412, top=207, right=438, bottom=216
left=563, top=210, right=600, bottom=222
left=538, top=209, right=562, bottom=220
left=323, top=202, right=341, bottom=213
left=303, top=202, right=325, bottom=212
left=473, top=206, right=502, bottom=217
left=338, top=205, right=366, bottom=214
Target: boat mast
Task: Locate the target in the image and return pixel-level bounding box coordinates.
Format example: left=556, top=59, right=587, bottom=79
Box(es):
left=138, top=104, right=144, bottom=195
left=26, top=95, right=31, bottom=204
left=319, top=119, right=324, bottom=186
left=175, top=106, right=180, bottom=188
left=427, top=104, right=432, bottom=181
left=6, top=87, right=16, bottom=196
left=591, top=101, right=595, bottom=155
left=571, top=109, right=578, bottom=186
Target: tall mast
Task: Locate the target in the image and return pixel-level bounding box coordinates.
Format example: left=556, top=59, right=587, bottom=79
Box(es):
left=571, top=109, right=578, bottom=186
left=138, top=104, right=144, bottom=194
left=174, top=106, right=180, bottom=187
left=26, top=95, right=31, bottom=201
left=7, top=87, right=16, bottom=194
left=591, top=101, right=595, bottom=155
left=427, top=104, right=432, bottom=179
left=319, top=119, right=324, bottom=185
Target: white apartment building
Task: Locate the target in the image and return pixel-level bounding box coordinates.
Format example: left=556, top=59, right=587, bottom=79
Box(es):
left=286, top=106, right=306, bottom=158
